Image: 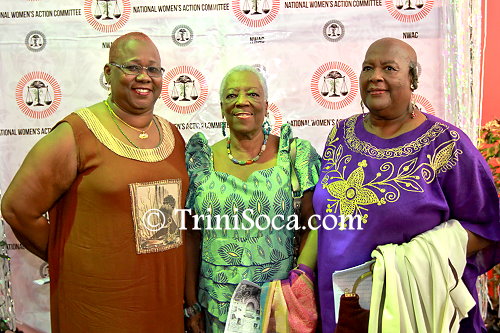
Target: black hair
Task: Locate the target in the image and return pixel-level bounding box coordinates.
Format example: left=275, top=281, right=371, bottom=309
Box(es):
left=163, top=195, right=176, bottom=206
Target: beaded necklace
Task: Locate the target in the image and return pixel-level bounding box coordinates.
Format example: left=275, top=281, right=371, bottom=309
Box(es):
left=104, top=100, right=161, bottom=149
left=226, top=132, right=269, bottom=165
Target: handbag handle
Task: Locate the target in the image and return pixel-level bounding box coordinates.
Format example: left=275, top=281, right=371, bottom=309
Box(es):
left=345, top=262, right=375, bottom=297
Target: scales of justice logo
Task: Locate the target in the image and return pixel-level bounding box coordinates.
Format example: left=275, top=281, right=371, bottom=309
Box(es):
left=231, top=0, right=280, bottom=27
left=84, top=0, right=131, bottom=33
left=25, top=31, right=47, bottom=52
left=172, top=25, right=194, bottom=47
left=323, top=20, right=345, bottom=43
left=385, top=0, right=434, bottom=22
left=15, top=72, right=62, bottom=119
left=161, top=66, right=208, bottom=114
left=311, top=62, right=358, bottom=110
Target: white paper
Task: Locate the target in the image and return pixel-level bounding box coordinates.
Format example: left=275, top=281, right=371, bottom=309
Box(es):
left=332, top=260, right=374, bottom=323
left=224, top=280, right=261, bottom=333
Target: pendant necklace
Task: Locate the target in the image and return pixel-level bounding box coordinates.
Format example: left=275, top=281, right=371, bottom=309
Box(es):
left=104, top=99, right=153, bottom=139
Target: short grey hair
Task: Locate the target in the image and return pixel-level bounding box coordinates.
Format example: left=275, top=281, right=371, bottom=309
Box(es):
left=219, top=65, right=268, bottom=101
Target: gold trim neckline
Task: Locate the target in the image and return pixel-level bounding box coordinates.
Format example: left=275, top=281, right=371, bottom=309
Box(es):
left=75, top=107, right=175, bottom=162
left=344, top=115, right=450, bottom=160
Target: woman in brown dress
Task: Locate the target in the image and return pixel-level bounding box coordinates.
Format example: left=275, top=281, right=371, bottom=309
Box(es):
left=1, top=32, right=188, bottom=333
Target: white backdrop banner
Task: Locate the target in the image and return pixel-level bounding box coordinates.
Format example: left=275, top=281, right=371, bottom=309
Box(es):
left=0, top=0, right=444, bottom=331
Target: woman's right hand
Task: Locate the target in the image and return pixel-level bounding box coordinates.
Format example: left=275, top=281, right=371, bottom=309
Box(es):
left=185, top=311, right=205, bottom=333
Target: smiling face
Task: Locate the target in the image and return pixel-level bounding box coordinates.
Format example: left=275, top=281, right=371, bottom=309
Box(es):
left=104, top=37, right=162, bottom=115
left=359, top=38, right=416, bottom=118
left=220, top=70, right=268, bottom=137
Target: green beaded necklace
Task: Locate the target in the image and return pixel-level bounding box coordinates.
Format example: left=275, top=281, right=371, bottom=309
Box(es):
left=226, top=132, right=269, bottom=165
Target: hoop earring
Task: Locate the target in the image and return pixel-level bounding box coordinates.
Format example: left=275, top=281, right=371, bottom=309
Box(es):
left=360, top=101, right=366, bottom=118
left=262, top=115, right=271, bottom=135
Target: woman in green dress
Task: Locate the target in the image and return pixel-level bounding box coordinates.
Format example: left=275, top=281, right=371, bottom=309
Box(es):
left=184, top=65, right=320, bottom=332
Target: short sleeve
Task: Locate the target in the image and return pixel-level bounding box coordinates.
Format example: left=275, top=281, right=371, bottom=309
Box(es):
left=439, top=130, right=499, bottom=239
left=293, top=138, right=321, bottom=195
left=439, top=128, right=500, bottom=273
left=185, top=132, right=211, bottom=209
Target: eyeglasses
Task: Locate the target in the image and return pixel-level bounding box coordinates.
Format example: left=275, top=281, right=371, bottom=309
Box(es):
left=109, top=63, right=165, bottom=78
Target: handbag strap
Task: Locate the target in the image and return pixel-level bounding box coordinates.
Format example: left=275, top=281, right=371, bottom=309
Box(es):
left=289, top=138, right=300, bottom=198
left=289, top=137, right=302, bottom=267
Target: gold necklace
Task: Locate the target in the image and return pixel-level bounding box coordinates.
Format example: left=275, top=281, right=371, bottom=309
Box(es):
left=104, top=100, right=153, bottom=139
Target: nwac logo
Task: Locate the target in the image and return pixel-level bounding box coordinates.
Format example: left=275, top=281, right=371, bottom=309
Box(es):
left=172, top=25, right=194, bottom=47
left=161, top=66, right=208, bottom=114
left=84, top=0, right=131, bottom=33
left=385, top=0, right=434, bottom=23
left=25, top=31, right=47, bottom=52
left=231, top=0, right=280, bottom=27
left=311, top=62, right=358, bottom=110
left=16, top=72, right=62, bottom=119
left=323, top=20, right=345, bottom=43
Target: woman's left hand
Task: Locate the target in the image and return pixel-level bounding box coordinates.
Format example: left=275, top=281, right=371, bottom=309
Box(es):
left=185, top=311, right=205, bottom=333
left=465, top=228, right=493, bottom=256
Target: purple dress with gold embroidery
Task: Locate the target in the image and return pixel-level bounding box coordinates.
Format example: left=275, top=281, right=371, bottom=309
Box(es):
left=313, top=113, right=500, bottom=332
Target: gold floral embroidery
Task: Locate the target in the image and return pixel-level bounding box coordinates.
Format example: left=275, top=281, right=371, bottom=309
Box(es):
left=323, top=159, right=378, bottom=224
left=321, top=119, right=462, bottom=228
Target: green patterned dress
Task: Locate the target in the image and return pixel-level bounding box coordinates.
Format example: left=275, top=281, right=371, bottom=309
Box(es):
left=185, top=124, right=320, bottom=332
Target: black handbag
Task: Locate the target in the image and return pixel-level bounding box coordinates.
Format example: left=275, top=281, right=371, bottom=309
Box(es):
left=334, top=268, right=373, bottom=333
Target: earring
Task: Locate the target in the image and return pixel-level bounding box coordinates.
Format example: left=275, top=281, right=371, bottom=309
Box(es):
left=409, top=100, right=419, bottom=119
left=360, top=101, right=366, bottom=118
left=410, top=108, right=416, bottom=119
left=262, top=115, right=271, bottom=135
left=410, top=83, right=415, bottom=90
left=221, top=121, right=227, bottom=137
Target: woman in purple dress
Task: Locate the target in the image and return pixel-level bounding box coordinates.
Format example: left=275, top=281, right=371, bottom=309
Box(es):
left=313, top=37, right=500, bottom=332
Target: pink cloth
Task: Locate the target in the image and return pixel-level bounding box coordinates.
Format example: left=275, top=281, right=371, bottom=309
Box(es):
left=261, top=264, right=318, bottom=333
